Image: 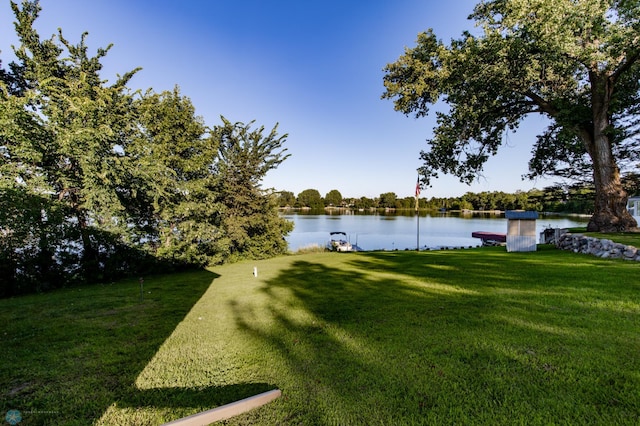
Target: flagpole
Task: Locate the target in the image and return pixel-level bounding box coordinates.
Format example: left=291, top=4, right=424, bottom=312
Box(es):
left=415, top=177, right=420, bottom=251
left=416, top=208, right=420, bottom=251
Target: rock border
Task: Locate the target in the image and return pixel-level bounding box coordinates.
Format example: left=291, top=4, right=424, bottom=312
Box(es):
left=554, top=229, right=640, bottom=261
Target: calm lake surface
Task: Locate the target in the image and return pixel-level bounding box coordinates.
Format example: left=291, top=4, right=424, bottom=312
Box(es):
left=283, top=211, right=589, bottom=251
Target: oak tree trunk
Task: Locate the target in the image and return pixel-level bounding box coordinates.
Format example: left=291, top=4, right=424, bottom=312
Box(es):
left=587, top=149, right=637, bottom=232
left=585, top=74, right=637, bottom=232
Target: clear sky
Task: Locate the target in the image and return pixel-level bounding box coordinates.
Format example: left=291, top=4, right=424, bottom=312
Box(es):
left=1, top=0, right=557, bottom=199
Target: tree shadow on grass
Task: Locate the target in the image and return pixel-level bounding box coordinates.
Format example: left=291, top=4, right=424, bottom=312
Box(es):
left=228, top=256, right=489, bottom=424
left=228, top=251, right=640, bottom=424
left=1, top=269, right=275, bottom=425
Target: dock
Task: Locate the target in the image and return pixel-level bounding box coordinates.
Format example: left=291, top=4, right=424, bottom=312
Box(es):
left=471, top=231, right=506, bottom=246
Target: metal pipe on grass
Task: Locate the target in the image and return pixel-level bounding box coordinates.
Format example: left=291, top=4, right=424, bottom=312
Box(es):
left=162, top=389, right=281, bottom=425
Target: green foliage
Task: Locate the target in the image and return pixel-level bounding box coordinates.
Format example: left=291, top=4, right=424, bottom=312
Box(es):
left=425, top=186, right=595, bottom=214
left=0, top=1, right=293, bottom=295
left=383, top=0, right=640, bottom=231
left=0, top=187, right=69, bottom=296
left=622, top=171, right=640, bottom=197
left=324, top=189, right=342, bottom=207
left=296, top=188, right=324, bottom=210
left=2, top=0, right=144, bottom=284
left=275, top=190, right=296, bottom=207
left=128, top=87, right=221, bottom=266
left=212, top=118, right=293, bottom=261
left=378, top=191, right=397, bottom=208
left=281, top=183, right=606, bottom=214
left=352, top=196, right=375, bottom=210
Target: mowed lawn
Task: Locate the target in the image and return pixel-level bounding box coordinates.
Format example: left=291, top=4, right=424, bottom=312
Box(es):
left=1, top=246, right=639, bottom=425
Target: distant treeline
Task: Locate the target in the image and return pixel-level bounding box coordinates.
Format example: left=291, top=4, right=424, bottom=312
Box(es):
left=278, top=176, right=640, bottom=214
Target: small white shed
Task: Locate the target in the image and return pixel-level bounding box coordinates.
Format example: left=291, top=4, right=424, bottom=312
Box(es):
left=505, top=210, right=539, bottom=252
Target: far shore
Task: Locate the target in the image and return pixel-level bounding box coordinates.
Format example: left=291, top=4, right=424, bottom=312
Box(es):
left=278, top=206, right=592, bottom=218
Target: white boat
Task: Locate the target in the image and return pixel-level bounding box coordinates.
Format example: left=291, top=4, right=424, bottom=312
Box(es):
left=328, top=232, right=353, bottom=252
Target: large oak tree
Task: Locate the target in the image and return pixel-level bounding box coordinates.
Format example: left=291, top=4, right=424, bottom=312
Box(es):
left=383, top=0, right=640, bottom=231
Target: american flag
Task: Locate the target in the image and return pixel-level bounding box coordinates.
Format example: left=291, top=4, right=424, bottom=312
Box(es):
left=415, top=177, right=421, bottom=197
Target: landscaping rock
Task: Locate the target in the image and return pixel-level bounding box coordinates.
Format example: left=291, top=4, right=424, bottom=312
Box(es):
left=623, top=246, right=637, bottom=258
left=554, top=231, right=640, bottom=262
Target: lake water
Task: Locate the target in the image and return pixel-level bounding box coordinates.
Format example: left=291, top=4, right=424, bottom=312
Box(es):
left=282, top=211, right=590, bottom=251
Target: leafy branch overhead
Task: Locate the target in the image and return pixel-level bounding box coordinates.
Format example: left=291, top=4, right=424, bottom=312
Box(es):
left=383, top=0, right=640, bottom=232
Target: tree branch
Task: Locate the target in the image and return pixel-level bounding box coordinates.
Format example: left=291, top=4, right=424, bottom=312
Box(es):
left=523, top=91, right=559, bottom=117
left=610, top=49, right=640, bottom=84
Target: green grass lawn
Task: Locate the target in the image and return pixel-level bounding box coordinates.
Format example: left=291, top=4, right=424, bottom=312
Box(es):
left=2, top=246, right=639, bottom=425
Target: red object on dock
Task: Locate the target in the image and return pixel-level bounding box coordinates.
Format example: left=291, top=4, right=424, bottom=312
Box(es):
left=471, top=231, right=507, bottom=243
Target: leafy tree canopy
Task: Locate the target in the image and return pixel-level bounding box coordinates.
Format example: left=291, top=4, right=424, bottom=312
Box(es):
left=212, top=117, right=292, bottom=261
left=325, top=189, right=343, bottom=207
left=277, top=191, right=296, bottom=207
left=297, top=189, right=323, bottom=209
left=0, top=1, right=292, bottom=295
left=382, top=0, right=640, bottom=231
left=379, top=192, right=398, bottom=209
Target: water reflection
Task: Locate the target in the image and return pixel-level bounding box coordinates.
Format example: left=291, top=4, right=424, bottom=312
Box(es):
left=283, top=211, right=588, bottom=251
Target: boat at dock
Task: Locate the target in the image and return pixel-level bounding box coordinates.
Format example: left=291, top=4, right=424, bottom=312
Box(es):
left=327, top=232, right=362, bottom=252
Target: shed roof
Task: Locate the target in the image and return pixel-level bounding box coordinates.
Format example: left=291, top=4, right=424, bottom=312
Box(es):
left=505, top=210, right=539, bottom=220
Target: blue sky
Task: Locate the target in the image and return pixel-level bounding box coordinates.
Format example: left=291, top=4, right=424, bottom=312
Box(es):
left=1, top=0, right=556, bottom=198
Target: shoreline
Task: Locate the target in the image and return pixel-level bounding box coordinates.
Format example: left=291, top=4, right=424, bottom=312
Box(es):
left=279, top=206, right=592, bottom=218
